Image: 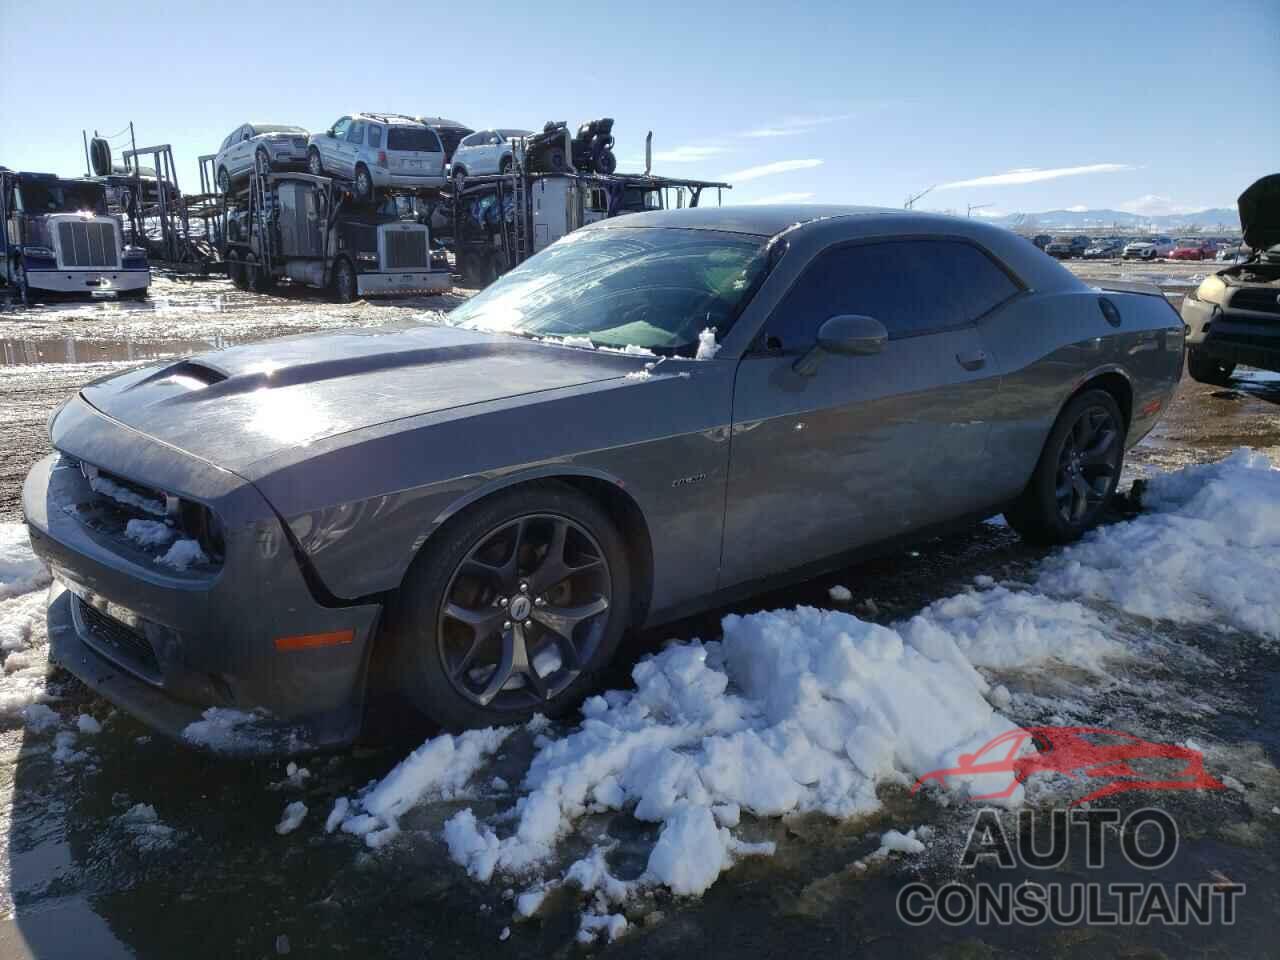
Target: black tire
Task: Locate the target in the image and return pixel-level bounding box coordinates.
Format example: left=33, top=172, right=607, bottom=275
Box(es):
left=383, top=482, right=631, bottom=731
left=1004, top=389, right=1126, bottom=545
left=452, top=166, right=467, bottom=191
left=307, top=147, right=324, bottom=177
left=217, top=166, right=231, bottom=195
left=595, top=149, right=617, bottom=175
left=1186, top=348, right=1236, bottom=386
left=354, top=164, right=373, bottom=202
left=225, top=250, right=245, bottom=289
left=244, top=252, right=274, bottom=293
left=499, top=156, right=512, bottom=175
left=332, top=257, right=357, bottom=302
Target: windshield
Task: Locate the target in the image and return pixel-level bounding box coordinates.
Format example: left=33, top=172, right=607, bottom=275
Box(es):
left=16, top=178, right=107, bottom=214
left=387, top=126, right=442, bottom=152
left=444, top=227, right=773, bottom=354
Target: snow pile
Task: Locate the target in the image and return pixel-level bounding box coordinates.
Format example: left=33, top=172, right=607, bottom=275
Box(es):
left=86, top=473, right=165, bottom=518
left=125, top=519, right=175, bottom=548
left=331, top=727, right=513, bottom=848
left=439, top=609, right=1016, bottom=897
left=695, top=327, right=721, bottom=360
left=0, top=524, right=51, bottom=599
left=276, top=801, right=308, bottom=835
left=154, top=539, right=207, bottom=571
left=117, top=803, right=178, bottom=851
left=1038, top=449, right=1280, bottom=639
left=77, top=713, right=102, bottom=734
left=180, top=707, right=303, bottom=752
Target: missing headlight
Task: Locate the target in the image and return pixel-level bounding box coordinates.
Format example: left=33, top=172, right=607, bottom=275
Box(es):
left=179, top=500, right=226, bottom=562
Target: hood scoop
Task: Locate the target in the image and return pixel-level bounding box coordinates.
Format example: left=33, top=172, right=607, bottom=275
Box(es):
left=133, top=360, right=229, bottom=391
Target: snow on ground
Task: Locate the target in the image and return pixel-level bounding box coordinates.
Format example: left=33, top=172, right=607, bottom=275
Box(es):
left=116, top=802, right=178, bottom=851
left=319, top=448, right=1279, bottom=920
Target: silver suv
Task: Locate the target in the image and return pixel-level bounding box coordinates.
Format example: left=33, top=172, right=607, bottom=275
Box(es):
left=307, top=113, right=446, bottom=199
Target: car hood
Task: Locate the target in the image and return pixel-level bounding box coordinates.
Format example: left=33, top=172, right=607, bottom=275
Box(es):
left=1238, top=174, right=1280, bottom=252
left=79, top=324, right=641, bottom=476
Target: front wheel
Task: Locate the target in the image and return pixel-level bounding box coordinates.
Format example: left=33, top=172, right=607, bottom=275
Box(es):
left=1004, top=389, right=1125, bottom=545
left=307, top=148, right=324, bottom=177
left=332, top=257, right=357, bottom=302
left=217, top=166, right=231, bottom=195
left=384, top=483, right=631, bottom=730
left=1186, top=348, right=1236, bottom=386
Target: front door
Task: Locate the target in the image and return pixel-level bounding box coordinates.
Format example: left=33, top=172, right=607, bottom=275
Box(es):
left=721, top=238, right=1018, bottom=587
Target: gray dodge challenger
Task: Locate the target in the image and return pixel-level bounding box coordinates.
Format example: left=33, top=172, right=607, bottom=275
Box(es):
left=23, top=206, right=1185, bottom=748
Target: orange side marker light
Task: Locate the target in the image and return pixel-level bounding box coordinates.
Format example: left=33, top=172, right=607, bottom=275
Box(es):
left=275, top=629, right=355, bottom=652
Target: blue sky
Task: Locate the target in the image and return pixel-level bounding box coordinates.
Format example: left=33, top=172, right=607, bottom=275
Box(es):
left=2, top=0, right=1276, bottom=217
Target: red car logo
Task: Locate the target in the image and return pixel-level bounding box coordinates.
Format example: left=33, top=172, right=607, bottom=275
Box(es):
left=912, top=726, right=1226, bottom=806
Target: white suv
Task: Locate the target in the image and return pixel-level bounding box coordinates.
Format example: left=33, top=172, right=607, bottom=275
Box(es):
left=1122, top=237, right=1175, bottom=260
left=449, top=128, right=534, bottom=186
left=307, top=113, right=446, bottom=199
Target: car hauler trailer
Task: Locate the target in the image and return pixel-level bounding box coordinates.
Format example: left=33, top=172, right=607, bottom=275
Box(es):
left=223, top=171, right=449, bottom=301
left=450, top=143, right=730, bottom=286
left=0, top=170, right=150, bottom=303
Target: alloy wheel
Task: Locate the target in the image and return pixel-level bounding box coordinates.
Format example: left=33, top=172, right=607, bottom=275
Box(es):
left=1054, top=405, right=1120, bottom=525
left=436, top=514, right=612, bottom=710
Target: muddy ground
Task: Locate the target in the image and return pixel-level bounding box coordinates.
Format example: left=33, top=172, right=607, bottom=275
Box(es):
left=0, top=262, right=1276, bottom=959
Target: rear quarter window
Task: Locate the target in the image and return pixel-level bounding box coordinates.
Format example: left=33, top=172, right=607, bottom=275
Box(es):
left=367, top=124, right=383, bottom=148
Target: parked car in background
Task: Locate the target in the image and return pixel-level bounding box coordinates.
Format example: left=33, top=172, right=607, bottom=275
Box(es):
left=213, top=124, right=310, bottom=194
left=449, top=129, right=535, bottom=185
left=1044, top=235, right=1090, bottom=259
left=1123, top=237, right=1174, bottom=260
left=419, top=117, right=474, bottom=164
left=1216, top=243, right=1251, bottom=263
left=1083, top=238, right=1124, bottom=259
left=1170, top=238, right=1216, bottom=261
left=1182, top=174, right=1279, bottom=384
left=307, top=113, right=447, bottom=201
left=1030, top=234, right=1053, bottom=249
left=25, top=205, right=1183, bottom=744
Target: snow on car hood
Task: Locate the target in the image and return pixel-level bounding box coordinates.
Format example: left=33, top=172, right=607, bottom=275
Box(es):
left=1238, top=173, right=1280, bottom=253
left=79, top=324, right=641, bottom=474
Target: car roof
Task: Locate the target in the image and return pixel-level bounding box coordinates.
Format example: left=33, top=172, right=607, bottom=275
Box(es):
left=596, top=204, right=895, bottom=237
left=355, top=112, right=424, bottom=126
left=419, top=116, right=470, bottom=128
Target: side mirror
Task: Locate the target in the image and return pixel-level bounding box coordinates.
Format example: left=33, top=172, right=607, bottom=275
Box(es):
left=793, top=314, right=887, bottom=375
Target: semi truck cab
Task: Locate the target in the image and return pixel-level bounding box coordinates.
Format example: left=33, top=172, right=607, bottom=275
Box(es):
left=1, top=171, right=150, bottom=302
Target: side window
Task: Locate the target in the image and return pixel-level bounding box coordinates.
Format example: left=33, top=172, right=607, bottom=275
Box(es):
left=241, top=126, right=253, bottom=141
left=489, top=133, right=502, bottom=145
left=769, top=240, right=1019, bottom=346
left=367, top=124, right=383, bottom=148
left=347, top=121, right=366, bottom=144
left=332, top=117, right=351, bottom=139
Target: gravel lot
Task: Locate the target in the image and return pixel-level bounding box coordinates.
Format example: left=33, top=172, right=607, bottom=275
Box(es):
left=0, top=263, right=1275, bottom=959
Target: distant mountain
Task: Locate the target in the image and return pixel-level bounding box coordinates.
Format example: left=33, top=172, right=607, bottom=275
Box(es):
left=981, top=208, right=1240, bottom=231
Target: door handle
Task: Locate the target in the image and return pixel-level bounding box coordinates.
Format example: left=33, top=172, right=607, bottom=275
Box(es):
left=956, top=350, right=987, bottom=371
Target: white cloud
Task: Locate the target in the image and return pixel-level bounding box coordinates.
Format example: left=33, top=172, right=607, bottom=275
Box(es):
left=653, top=144, right=730, bottom=164
left=744, top=192, right=816, bottom=205
left=936, top=163, right=1134, bottom=190
left=740, top=114, right=851, bottom=138
left=723, top=159, right=823, bottom=183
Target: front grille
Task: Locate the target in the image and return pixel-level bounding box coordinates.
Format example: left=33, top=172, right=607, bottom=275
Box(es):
left=77, top=597, right=161, bottom=680
left=56, top=220, right=119, bottom=268
left=1228, top=288, right=1280, bottom=316
left=384, top=229, right=429, bottom=269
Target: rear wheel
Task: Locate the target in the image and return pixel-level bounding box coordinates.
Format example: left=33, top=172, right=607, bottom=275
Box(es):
left=384, top=483, right=630, bottom=730
left=332, top=257, right=357, bottom=302
left=1004, top=389, right=1125, bottom=544
left=1186, top=348, right=1236, bottom=386
left=354, top=164, right=373, bottom=202
left=307, top=147, right=324, bottom=177
left=226, top=249, right=246, bottom=289
left=499, top=156, right=512, bottom=175
left=244, top=252, right=273, bottom=293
